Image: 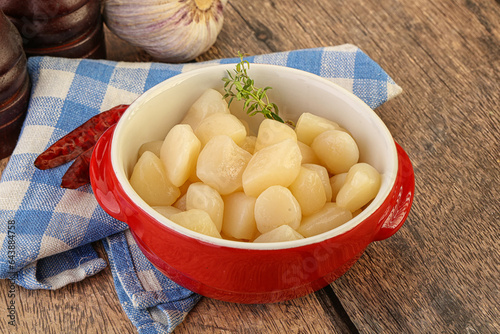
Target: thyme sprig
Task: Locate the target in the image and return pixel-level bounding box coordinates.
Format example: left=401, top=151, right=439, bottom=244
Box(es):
left=222, top=52, right=284, bottom=123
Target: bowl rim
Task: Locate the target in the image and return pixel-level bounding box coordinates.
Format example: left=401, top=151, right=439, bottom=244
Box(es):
left=110, top=63, right=398, bottom=250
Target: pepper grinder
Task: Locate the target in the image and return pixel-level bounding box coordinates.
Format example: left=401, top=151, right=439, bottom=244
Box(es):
left=0, top=10, right=30, bottom=159
left=0, top=0, right=106, bottom=59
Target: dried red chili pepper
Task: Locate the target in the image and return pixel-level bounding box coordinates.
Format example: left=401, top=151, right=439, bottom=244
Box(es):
left=34, top=104, right=129, bottom=170
left=60, top=147, right=94, bottom=189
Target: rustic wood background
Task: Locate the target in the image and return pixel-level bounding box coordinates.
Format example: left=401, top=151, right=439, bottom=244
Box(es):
left=1, top=0, right=499, bottom=333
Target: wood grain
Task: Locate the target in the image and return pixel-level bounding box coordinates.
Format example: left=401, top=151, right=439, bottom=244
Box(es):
left=1, top=0, right=499, bottom=333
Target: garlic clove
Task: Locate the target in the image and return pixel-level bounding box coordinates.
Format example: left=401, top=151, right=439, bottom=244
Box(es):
left=103, top=0, right=228, bottom=63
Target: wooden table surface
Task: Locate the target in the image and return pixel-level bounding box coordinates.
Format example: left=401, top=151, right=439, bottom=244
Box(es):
left=1, top=0, right=499, bottom=333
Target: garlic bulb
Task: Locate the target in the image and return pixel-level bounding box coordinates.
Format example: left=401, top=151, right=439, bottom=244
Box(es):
left=103, top=0, right=228, bottom=62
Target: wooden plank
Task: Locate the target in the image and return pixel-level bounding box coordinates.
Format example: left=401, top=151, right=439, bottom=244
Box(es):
left=213, top=0, right=500, bottom=332
left=0, top=243, right=137, bottom=334
left=176, top=292, right=349, bottom=334
left=321, top=0, right=500, bottom=332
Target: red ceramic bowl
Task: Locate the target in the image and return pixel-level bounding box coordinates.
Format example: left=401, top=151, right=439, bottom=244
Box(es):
left=90, top=64, right=414, bottom=304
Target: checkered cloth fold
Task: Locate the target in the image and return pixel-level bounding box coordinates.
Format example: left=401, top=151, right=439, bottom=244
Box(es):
left=0, top=44, right=401, bottom=333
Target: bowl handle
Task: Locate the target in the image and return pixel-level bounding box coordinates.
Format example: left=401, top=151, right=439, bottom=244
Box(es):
left=89, top=124, right=129, bottom=223
left=373, top=142, right=415, bottom=241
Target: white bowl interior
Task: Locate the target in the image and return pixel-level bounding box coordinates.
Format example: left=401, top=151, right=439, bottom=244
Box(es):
left=111, top=64, right=398, bottom=249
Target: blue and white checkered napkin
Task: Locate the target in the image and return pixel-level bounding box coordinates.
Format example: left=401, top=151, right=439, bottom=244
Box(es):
left=0, top=44, right=401, bottom=333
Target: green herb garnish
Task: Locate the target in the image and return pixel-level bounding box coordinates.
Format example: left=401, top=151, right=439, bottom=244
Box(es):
left=222, top=52, right=284, bottom=123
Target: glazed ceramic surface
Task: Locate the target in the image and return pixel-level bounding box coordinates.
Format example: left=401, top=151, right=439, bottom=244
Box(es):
left=90, top=64, right=415, bottom=303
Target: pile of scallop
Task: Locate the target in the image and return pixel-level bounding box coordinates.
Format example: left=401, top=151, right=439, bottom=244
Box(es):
left=129, top=89, right=381, bottom=243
